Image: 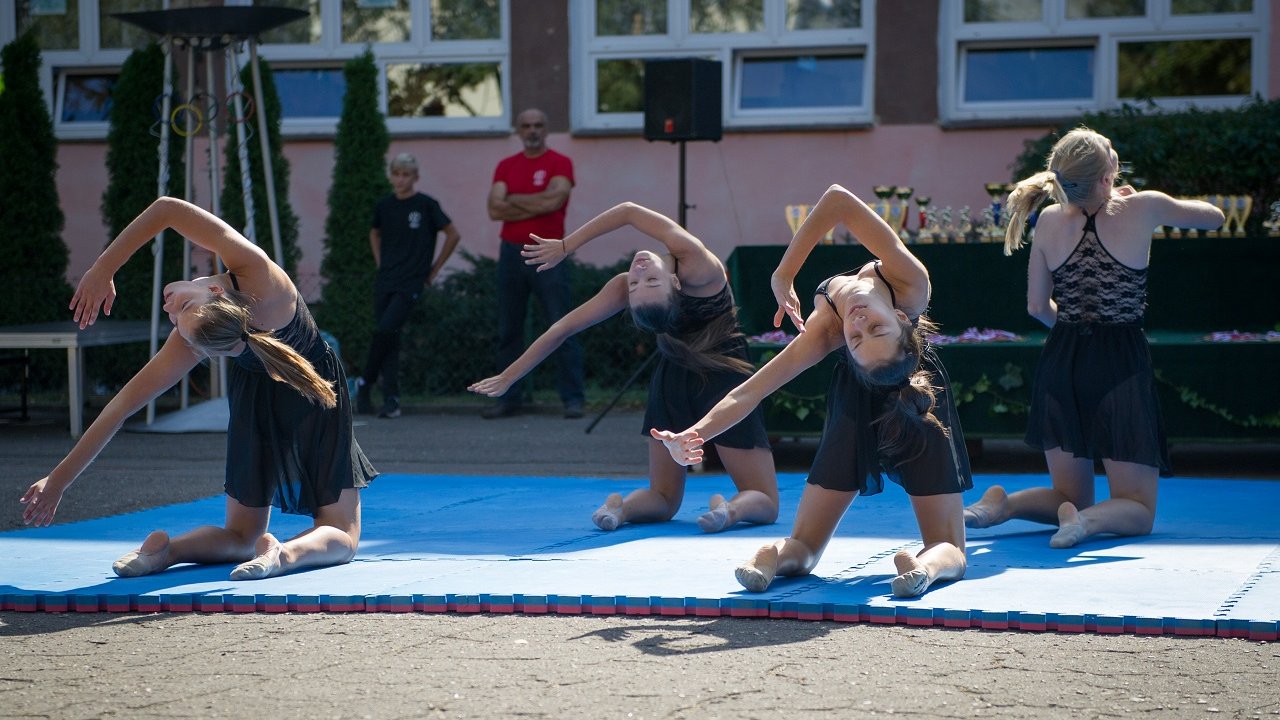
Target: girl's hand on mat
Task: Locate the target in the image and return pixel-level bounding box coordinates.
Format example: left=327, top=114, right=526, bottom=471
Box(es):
left=20, top=477, right=65, bottom=527
left=522, top=234, right=567, bottom=272
left=70, top=264, right=117, bottom=329
left=650, top=428, right=705, bottom=466
left=468, top=375, right=512, bottom=397
left=770, top=273, right=805, bottom=333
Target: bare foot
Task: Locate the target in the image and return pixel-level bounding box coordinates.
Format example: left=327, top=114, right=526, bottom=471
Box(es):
left=697, top=493, right=732, bottom=533
left=735, top=544, right=778, bottom=593
left=112, top=530, right=172, bottom=577
left=230, top=533, right=284, bottom=581
left=591, top=493, right=625, bottom=531
left=1049, top=502, right=1088, bottom=548
left=963, top=485, right=1010, bottom=529
left=890, top=550, right=932, bottom=598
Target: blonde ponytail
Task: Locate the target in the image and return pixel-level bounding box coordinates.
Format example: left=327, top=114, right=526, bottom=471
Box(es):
left=1006, top=126, right=1118, bottom=255
left=1003, top=171, right=1060, bottom=255
left=191, top=292, right=337, bottom=408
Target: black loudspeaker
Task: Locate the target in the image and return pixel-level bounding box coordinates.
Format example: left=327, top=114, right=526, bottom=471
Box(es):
left=643, top=58, right=722, bottom=142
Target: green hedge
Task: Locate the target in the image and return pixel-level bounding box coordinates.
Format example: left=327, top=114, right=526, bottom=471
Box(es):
left=1011, top=99, right=1280, bottom=234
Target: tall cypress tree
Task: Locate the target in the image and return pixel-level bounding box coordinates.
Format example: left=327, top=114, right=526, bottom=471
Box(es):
left=315, top=50, right=390, bottom=369
left=220, top=56, right=301, bottom=277
left=0, top=31, right=72, bottom=326
left=101, top=42, right=186, bottom=323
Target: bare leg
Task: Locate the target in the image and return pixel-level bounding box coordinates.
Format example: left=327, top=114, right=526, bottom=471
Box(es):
left=893, top=493, right=967, bottom=597
left=112, top=497, right=269, bottom=577
left=697, top=445, right=778, bottom=533
left=592, top=440, right=689, bottom=531
left=231, top=489, right=362, bottom=579
left=972, top=449, right=1096, bottom=529
left=1050, top=459, right=1158, bottom=548
left=963, top=485, right=1009, bottom=528
left=735, top=484, right=855, bottom=593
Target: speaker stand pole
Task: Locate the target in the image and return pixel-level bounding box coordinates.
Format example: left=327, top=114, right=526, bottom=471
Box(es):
left=677, top=140, right=690, bottom=228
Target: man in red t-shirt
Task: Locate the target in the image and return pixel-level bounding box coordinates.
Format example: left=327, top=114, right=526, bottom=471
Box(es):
left=483, top=108, right=584, bottom=419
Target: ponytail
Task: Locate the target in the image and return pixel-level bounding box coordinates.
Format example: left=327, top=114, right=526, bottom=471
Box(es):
left=191, top=291, right=337, bottom=408
left=1003, top=171, right=1060, bottom=255
left=872, top=370, right=948, bottom=466
left=849, top=314, right=948, bottom=464
left=241, top=331, right=338, bottom=408
left=1006, top=126, right=1119, bottom=255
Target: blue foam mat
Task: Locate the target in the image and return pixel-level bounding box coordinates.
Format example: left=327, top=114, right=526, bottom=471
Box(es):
left=3, top=473, right=1277, bottom=638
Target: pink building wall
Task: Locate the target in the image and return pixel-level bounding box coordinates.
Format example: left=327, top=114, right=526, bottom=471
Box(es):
left=57, top=125, right=1040, bottom=300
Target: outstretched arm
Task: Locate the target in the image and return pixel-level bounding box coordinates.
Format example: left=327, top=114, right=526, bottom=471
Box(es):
left=1138, top=190, right=1225, bottom=230
left=771, top=185, right=926, bottom=331
left=468, top=274, right=628, bottom=397
left=523, top=202, right=723, bottom=286
left=72, top=197, right=272, bottom=328
left=652, top=305, right=842, bottom=465
left=20, top=331, right=201, bottom=526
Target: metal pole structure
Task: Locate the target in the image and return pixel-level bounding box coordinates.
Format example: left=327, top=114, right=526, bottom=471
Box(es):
left=227, top=42, right=258, bottom=249
left=178, top=40, right=196, bottom=409
left=145, top=37, right=175, bottom=425
left=249, top=38, right=285, bottom=267
left=205, top=43, right=227, bottom=399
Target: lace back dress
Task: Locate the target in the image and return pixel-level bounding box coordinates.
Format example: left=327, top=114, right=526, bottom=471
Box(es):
left=1024, top=209, right=1171, bottom=475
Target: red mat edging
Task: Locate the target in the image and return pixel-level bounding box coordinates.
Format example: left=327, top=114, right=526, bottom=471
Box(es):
left=3, top=591, right=1275, bottom=641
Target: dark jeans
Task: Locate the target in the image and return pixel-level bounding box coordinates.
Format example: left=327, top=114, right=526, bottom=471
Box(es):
left=495, top=241, right=584, bottom=407
left=362, top=289, right=418, bottom=398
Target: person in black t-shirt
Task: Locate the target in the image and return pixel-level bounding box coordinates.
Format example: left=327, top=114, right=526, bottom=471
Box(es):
left=355, top=153, right=460, bottom=418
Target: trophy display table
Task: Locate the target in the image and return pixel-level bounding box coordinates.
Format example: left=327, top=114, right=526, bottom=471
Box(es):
left=0, top=320, right=156, bottom=438
left=726, top=238, right=1280, bottom=443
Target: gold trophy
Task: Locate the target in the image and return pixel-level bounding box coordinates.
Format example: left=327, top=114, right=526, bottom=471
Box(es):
left=785, top=204, right=835, bottom=244
left=894, top=186, right=914, bottom=241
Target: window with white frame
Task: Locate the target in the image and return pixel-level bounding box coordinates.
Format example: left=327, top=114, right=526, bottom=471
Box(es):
left=2, top=0, right=510, bottom=139
left=7, top=0, right=165, bottom=140
left=257, top=0, right=508, bottom=136
left=575, top=0, right=873, bottom=131
left=941, top=0, right=1267, bottom=123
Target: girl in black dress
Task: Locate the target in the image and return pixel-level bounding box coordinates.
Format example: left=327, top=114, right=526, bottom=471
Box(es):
left=470, top=202, right=778, bottom=533
left=21, top=197, right=377, bottom=579
left=963, top=128, right=1223, bottom=548
left=654, top=184, right=971, bottom=597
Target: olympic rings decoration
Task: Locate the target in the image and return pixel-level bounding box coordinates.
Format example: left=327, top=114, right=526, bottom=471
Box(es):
left=169, top=103, right=204, bottom=138
left=224, top=91, right=256, bottom=124
left=188, top=91, right=220, bottom=123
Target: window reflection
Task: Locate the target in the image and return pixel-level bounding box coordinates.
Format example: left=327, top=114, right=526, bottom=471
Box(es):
left=342, top=0, right=410, bottom=45
left=274, top=68, right=345, bottom=117
left=596, top=59, right=645, bottom=113
left=596, top=0, right=666, bottom=36
left=740, top=54, right=862, bottom=109
left=963, top=46, right=1093, bottom=101
left=431, top=0, right=500, bottom=40
left=786, top=0, right=861, bottom=31
left=1171, top=0, right=1251, bottom=13
left=1065, top=0, right=1143, bottom=18
left=261, top=0, right=322, bottom=45
left=100, top=0, right=164, bottom=50
left=1118, top=38, right=1250, bottom=97
left=62, top=74, right=115, bottom=122
left=691, top=0, right=763, bottom=33
left=963, top=0, right=1041, bottom=23
left=386, top=63, right=502, bottom=117
left=18, top=0, right=80, bottom=50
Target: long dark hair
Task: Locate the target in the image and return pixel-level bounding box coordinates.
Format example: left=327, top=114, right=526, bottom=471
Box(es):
left=631, top=293, right=754, bottom=376
left=849, top=314, right=947, bottom=465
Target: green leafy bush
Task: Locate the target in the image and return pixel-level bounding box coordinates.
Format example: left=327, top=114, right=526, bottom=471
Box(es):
left=1011, top=99, right=1280, bottom=234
